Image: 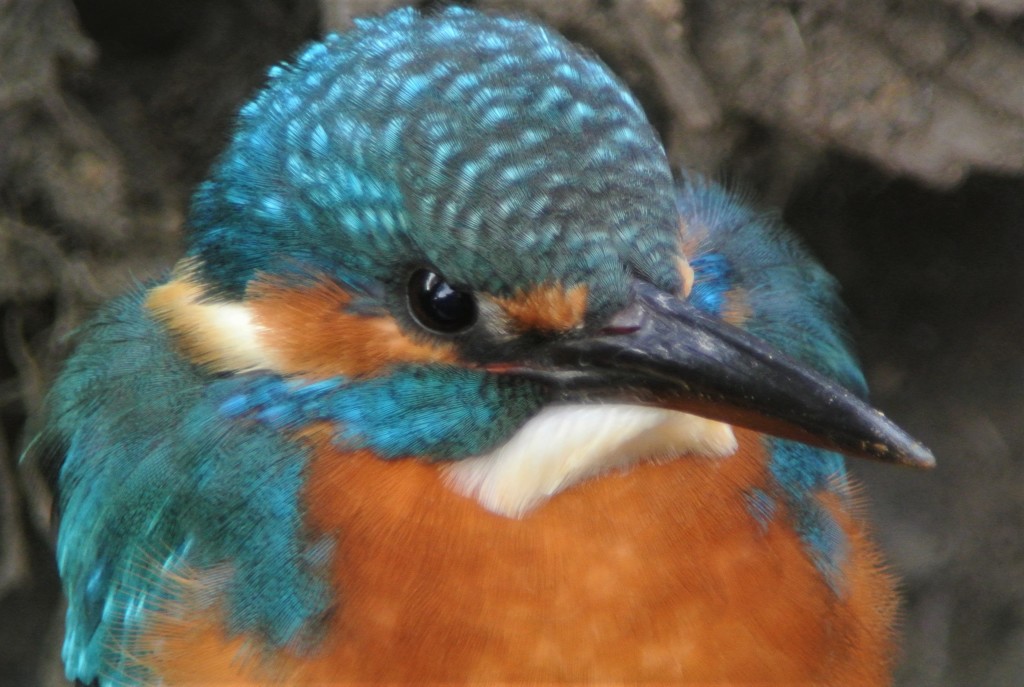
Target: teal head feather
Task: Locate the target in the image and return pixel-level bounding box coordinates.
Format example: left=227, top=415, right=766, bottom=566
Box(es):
left=189, top=6, right=683, bottom=317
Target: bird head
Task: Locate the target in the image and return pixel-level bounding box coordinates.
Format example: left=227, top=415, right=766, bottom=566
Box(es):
left=147, top=8, right=932, bottom=516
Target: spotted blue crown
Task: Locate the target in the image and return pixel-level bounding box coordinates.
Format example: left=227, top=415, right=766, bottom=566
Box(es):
left=190, top=7, right=682, bottom=316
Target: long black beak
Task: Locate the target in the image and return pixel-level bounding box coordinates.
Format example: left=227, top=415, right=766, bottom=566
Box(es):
left=524, top=281, right=934, bottom=468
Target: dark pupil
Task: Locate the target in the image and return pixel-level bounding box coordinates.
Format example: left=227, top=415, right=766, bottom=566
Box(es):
left=409, top=269, right=477, bottom=333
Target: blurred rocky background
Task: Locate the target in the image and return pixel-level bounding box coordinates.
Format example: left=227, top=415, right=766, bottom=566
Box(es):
left=2, top=0, right=1022, bottom=684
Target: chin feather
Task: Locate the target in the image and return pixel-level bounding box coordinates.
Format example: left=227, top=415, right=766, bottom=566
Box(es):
left=444, top=404, right=737, bottom=518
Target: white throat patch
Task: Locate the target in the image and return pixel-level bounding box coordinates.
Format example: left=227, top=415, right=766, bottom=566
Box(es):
left=443, top=404, right=737, bottom=518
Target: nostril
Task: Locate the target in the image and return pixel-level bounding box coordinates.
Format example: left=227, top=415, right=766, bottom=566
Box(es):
left=601, top=302, right=646, bottom=335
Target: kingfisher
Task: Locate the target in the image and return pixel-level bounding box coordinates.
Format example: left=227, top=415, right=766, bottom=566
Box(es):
left=30, top=7, right=934, bottom=686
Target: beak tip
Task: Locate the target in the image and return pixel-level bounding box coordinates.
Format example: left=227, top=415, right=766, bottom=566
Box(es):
left=902, top=442, right=937, bottom=470
left=854, top=409, right=935, bottom=469
left=870, top=434, right=934, bottom=469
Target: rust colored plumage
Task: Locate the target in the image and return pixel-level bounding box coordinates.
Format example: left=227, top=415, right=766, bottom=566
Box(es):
left=148, top=273, right=459, bottom=378
left=491, top=282, right=589, bottom=333
left=248, top=277, right=458, bottom=378
left=139, top=429, right=895, bottom=685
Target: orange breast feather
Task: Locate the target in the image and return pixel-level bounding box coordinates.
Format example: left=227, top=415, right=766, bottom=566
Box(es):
left=142, top=429, right=895, bottom=686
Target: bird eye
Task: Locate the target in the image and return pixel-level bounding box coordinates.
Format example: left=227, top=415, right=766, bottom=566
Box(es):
left=407, top=268, right=477, bottom=334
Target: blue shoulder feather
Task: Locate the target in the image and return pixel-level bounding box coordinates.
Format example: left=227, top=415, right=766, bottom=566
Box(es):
left=32, top=290, right=332, bottom=685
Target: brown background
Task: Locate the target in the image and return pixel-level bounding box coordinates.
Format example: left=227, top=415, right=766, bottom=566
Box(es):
left=2, top=1, right=1023, bottom=684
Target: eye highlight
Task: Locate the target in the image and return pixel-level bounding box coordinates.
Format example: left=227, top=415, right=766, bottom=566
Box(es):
left=407, top=268, right=478, bottom=334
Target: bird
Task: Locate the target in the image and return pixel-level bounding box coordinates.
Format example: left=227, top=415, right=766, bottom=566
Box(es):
left=29, top=7, right=935, bottom=686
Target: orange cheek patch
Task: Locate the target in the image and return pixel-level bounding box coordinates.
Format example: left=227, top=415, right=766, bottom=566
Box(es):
left=492, top=282, right=588, bottom=333
left=247, top=278, right=456, bottom=378
left=677, top=219, right=700, bottom=299
left=676, top=256, right=695, bottom=298
left=722, top=286, right=752, bottom=327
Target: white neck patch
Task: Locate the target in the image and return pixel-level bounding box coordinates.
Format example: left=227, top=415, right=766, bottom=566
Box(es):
left=146, top=276, right=276, bottom=374
left=443, top=404, right=737, bottom=518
